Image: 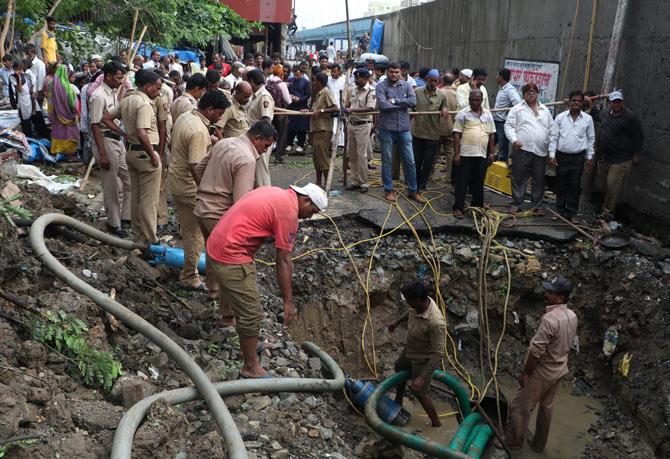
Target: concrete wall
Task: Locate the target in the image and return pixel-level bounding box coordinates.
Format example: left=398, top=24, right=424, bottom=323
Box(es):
left=380, top=0, right=670, bottom=223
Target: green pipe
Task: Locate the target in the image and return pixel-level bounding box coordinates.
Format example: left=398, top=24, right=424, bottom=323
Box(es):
left=449, top=412, right=481, bottom=451
left=364, top=371, right=473, bottom=459
left=432, top=370, right=471, bottom=418
left=462, top=424, right=483, bottom=452
left=466, top=424, right=493, bottom=458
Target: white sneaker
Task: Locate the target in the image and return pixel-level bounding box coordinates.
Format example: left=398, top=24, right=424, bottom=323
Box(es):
left=295, top=146, right=304, bottom=153
left=285, top=145, right=292, bottom=152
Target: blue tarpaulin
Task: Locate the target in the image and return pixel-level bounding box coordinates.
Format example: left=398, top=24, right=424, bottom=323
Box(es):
left=135, top=43, right=203, bottom=63
left=370, top=19, right=384, bottom=54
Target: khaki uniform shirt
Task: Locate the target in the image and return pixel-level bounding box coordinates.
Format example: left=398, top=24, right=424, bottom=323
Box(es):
left=405, top=298, right=446, bottom=369
left=89, top=82, right=120, bottom=132
left=171, top=92, right=198, bottom=122
left=120, top=90, right=159, bottom=145
left=216, top=95, right=250, bottom=138
left=439, top=86, right=458, bottom=135
left=310, top=86, right=337, bottom=132
left=344, top=83, right=376, bottom=122
left=412, top=86, right=447, bottom=140
left=167, top=109, right=211, bottom=197
left=527, top=303, right=578, bottom=381
left=194, top=134, right=259, bottom=220
left=247, top=86, right=274, bottom=125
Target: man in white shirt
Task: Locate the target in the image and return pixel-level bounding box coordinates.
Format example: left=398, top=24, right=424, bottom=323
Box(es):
left=25, top=44, right=45, bottom=103
left=143, top=49, right=161, bottom=70
left=328, top=63, right=346, bottom=147
left=168, top=53, right=183, bottom=76
left=457, top=68, right=490, bottom=110
left=493, top=68, right=521, bottom=161
left=326, top=42, right=336, bottom=62
left=224, top=62, right=244, bottom=90
left=548, top=90, right=595, bottom=223
left=505, top=83, right=553, bottom=215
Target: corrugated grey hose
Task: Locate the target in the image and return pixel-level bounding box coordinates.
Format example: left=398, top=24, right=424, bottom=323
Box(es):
left=29, top=213, right=247, bottom=458
left=112, top=341, right=344, bottom=459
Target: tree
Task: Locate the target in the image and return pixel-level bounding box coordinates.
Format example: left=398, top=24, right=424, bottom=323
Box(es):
left=8, top=0, right=258, bottom=50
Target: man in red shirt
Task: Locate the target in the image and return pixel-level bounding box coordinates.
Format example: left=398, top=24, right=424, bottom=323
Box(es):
left=208, top=53, right=230, bottom=77
left=207, top=183, right=327, bottom=378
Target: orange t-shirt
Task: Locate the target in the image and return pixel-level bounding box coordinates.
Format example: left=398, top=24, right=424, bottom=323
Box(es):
left=207, top=187, right=299, bottom=264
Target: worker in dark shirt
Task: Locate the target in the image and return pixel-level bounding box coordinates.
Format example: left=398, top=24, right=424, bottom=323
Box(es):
left=595, top=91, right=643, bottom=220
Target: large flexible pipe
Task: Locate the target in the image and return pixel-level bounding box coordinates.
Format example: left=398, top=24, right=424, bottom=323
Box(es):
left=449, top=412, right=482, bottom=451
left=29, top=213, right=247, bottom=458
left=364, top=370, right=472, bottom=459
left=112, top=341, right=344, bottom=459
left=465, top=424, right=492, bottom=458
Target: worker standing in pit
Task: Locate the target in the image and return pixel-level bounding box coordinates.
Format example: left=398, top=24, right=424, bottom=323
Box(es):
left=206, top=184, right=327, bottom=378
left=505, top=276, right=578, bottom=452
left=388, top=281, right=446, bottom=427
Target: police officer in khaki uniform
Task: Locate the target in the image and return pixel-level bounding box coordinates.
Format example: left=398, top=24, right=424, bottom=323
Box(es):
left=89, top=61, right=131, bottom=236
left=216, top=81, right=253, bottom=138
left=168, top=90, right=230, bottom=289
left=246, top=69, right=275, bottom=187
left=308, top=72, right=338, bottom=188
left=118, top=69, right=163, bottom=245
left=156, top=71, right=174, bottom=234
left=344, top=68, right=376, bottom=192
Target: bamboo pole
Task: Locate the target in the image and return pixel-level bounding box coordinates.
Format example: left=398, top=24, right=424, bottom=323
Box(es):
left=129, top=25, right=147, bottom=64
left=273, top=93, right=611, bottom=117
left=127, top=9, right=139, bottom=62
left=0, top=0, right=16, bottom=58
left=79, top=157, right=96, bottom=193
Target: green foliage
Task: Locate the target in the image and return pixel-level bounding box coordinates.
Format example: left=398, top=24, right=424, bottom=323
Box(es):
left=58, top=25, right=97, bottom=64
left=34, top=310, right=124, bottom=391
left=0, top=192, right=32, bottom=230
left=15, top=0, right=259, bottom=50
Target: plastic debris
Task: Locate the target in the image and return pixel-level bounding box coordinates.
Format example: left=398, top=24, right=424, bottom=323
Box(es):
left=603, top=326, right=618, bottom=357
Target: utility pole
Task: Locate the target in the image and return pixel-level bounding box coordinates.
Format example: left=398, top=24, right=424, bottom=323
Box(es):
left=345, top=0, right=352, bottom=60
left=602, top=0, right=629, bottom=94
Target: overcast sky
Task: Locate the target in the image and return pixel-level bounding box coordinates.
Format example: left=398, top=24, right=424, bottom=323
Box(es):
left=294, top=0, right=370, bottom=30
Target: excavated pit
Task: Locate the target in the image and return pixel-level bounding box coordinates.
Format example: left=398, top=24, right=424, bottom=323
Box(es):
left=0, top=172, right=668, bottom=458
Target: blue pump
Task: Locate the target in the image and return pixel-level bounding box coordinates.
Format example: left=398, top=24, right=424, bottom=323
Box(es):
left=148, top=244, right=206, bottom=274
left=344, top=378, right=410, bottom=426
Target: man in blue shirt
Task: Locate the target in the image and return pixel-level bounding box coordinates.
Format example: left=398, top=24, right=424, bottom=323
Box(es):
left=0, top=55, right=13, bottom=99
left=375, top=62, right=425, bottom=203
left=493, top=68, right=522, bottom=161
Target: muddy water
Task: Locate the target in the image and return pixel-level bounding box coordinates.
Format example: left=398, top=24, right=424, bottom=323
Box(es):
left=394, top=378, right=601, bottom=458
left=496, top=377, right=601, bottom=458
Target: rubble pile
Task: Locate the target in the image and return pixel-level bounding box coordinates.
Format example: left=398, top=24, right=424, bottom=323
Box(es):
left=0, top=175, right=667, bottom=457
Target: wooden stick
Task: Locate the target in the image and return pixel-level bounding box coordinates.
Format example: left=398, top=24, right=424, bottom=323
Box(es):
left=79, top=156, right=96, bottom=192
left=127, top=9, right=139, bottom=61
left=129, top=25, right=147, bottom=64
left=547, top=208, right=598, bottom=244
left=325, top=91, right=344, bottom=194
left=273, top=93, right=612, bottom=117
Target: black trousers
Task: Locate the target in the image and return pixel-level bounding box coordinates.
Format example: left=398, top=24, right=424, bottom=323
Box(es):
left=453, top=156, right=485, bottom=212
left=287, top=128, right=307, bottom=148
left=555, top=151, right=586, bottom=218
left=272, top=116, right=288, bottom=160
left=412, top=137, right=438, bottom=190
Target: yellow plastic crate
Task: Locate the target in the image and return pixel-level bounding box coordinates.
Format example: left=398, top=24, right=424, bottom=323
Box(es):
left=484, top=161, right=512, bottom=195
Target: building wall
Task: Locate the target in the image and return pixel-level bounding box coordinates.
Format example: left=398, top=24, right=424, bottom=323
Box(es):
left=380, top=0, right=670, bottom=223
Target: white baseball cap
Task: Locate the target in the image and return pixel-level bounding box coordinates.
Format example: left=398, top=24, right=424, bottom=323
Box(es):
left=608, top=90, right=624, bottom=101
left=461, top=68, right=473, bottom=78
left=290, top=183, right=328, bottom=211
